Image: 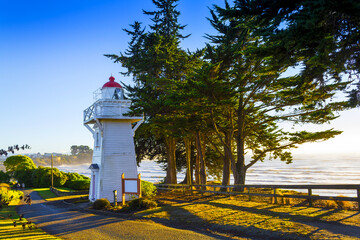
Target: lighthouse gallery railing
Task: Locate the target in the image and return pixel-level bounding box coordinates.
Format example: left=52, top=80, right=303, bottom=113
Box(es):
left=83, top=100, right=132, bottom=123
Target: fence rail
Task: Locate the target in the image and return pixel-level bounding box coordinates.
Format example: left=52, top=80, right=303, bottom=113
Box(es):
left=155, top=183, right=360, bottom=210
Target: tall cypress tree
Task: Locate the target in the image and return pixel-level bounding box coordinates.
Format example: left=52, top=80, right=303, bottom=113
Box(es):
left=201, top=2, right=347, bottom=186
left=106, top=0, right=193, bottom=184
left=226, top=0, right=360, bottom=106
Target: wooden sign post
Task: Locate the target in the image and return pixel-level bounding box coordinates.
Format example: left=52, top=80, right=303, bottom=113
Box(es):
left=121, top=173, right=141, bottom=206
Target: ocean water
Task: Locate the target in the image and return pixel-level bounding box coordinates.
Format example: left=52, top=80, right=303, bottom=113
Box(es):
left=57, top=153, right=360, bottom=197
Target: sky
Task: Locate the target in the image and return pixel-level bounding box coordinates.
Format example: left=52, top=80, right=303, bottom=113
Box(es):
left=0, top=0, right=359, bottom=157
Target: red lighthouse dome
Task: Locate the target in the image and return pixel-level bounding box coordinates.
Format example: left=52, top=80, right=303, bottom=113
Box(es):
left=102, top=76, right=122, bottom=89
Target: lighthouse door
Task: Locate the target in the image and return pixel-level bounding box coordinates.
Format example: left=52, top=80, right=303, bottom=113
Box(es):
left=89, top=164, right=100, bottom=201
left=91, top=173, right=96, bottom=200
left=90, top=169, right=99, bottom=201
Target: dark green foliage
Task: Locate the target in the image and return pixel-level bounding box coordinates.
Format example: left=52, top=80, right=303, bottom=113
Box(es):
left=3, top=156, right=89, bottom=189
left=188, top=1, right=349, bottom=185
left=105, top=0, right=356, bottom=186
left=93, top=198, right=110, bottom=210
left=4, top=155, right=37, bottom=186
left=4, top=155, right=36, bottom=175
left=31, top=166, right=67, bottom=187
left=13, top=169, right=35, bottom=187
left=227, top=0, right=360, bottom=105
left=106, top=0, right=197, bottom=184
left=66, top=179, right=90, bottom=190
left=141, top=180, right=157, bottom=197
left=65, top=172, right=83, bottom=182
left=126, top=198, right=157, bottom=210
left=134, top=124, right=167, bottom=165
left=0, top=171, right=10, bottom=183
left=143, top=0, right=189, bottom=39
left=64, top=172, right=90, bottom=189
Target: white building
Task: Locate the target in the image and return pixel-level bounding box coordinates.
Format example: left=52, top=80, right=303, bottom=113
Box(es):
left=83, top=76, right=143, bottom=202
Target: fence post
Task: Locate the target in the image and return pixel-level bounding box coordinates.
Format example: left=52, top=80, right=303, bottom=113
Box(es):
left=273, top=188, right=277, bottom=204
left=121, top=173, right=125, bottom=206
left=357, top=188, right=360, bottom=211
left=308, top=188, right=313, bottom=207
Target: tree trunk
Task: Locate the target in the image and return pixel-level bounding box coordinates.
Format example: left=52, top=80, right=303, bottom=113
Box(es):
left=184, top=138, right=191, bottom=185
left=221, top=132, right=231, bottom=186
left=164, top=136, right=177, bottom=184
left=235, top=96, right=246, bottom=190
left=235, top=154, right=246, bottom=185
left=196, top=131, right=207, bottom=186
left=194, top=133, right=200, bottom=185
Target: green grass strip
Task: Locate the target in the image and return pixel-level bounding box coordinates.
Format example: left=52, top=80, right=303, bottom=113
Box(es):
left=0, top=201, right=60, bottom=239
left=34, top=188, right=58, bottom=200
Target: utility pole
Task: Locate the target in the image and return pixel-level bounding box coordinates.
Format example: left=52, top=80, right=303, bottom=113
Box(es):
left=51, top=154, right=54, bottom=189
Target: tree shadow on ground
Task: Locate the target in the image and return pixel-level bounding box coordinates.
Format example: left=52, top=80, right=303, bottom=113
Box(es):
left=205, top=200, right=360, bottom=239
left=17, top=202, right=122, bottom=236
left=138, top=202, right=312, bottom=240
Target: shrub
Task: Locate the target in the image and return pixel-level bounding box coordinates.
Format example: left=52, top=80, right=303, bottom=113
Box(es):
left=335, top=196, right=355, bottom=210
left=0, top=183, right=10, bottom=192
left=64, top=172, right=90, bottom=189
left=31, top=166, right=67, bottom=187
left=126, top=198, right=157, bottom=211
left=93, top=198, right=110, bottom=210
left=141, top=180, right=157, bottom=197
left=0, top=171, right=10, bottom=183
left=0, top=189, right=23, bottom=207
left=13, top=169, right=36, bottom=187
left=65, top=172, right=82, bottom=181
left=67, top=179, right=90, bottom=190
left=4, top=155, right=36, bottom=173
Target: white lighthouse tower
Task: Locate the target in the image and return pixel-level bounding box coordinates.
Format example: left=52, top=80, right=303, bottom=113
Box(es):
left=83, top=76, right=143, bottom=202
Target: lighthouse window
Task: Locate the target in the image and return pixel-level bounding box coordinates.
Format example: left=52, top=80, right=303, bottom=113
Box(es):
left=113, top=88, right=122, bottom=99
left=113, top=89, right=120, bottom=99
left=96, top=132, right=100, bottom=148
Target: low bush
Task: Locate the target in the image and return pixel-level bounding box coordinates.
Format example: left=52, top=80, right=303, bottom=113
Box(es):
left=13, top=168, right=35, bottom=187
left=0, top=189, right=23, bottom=207
left=0, top=171, right=10, bottom=183
left=93, top=198, right=110, bottom=210
left=334, top=195, right=355, bottom=210
left=63, top=172, right=90, bottom=190
left=67, top=179, right=90, bottom=190
left=141, top=180, right=157, bottom=197
left=0, top=183, right=10, bottom=191
left=31, top=166, right=67, bottom=187
left=126, top=198, right=157, bottom=211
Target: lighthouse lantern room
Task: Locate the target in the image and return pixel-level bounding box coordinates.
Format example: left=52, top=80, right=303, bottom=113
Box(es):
left=83, top=76, right=143, bottom=202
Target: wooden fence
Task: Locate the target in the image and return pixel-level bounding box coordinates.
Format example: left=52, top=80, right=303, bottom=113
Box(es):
left=155, top=183, right=360, bottom=210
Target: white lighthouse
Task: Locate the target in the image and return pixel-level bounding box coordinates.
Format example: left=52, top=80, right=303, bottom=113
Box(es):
left=83, top=76, right=143, bottom=202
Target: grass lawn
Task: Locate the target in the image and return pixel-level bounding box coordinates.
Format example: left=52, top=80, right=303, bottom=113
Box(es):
left=33, top=188, right=88, bottom=202
left=0, top=200, right=60, bottom=240
left=33, top=188, right=58, bottom=200
left=135, top=191, right=360, bottom=240
left=52, top=187, right=76, bottom=192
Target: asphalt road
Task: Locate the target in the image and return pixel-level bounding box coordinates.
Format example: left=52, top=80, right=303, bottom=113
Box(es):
left=17, top=190, right=227, bottom=240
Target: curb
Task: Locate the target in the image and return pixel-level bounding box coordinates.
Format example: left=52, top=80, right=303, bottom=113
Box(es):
left=78, top=207, right=133, bottom=219
left=61, top=199, right=133, bottom=219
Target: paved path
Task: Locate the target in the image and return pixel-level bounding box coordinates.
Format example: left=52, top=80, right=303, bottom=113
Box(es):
left=17, top=190, right=226, bottom=240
